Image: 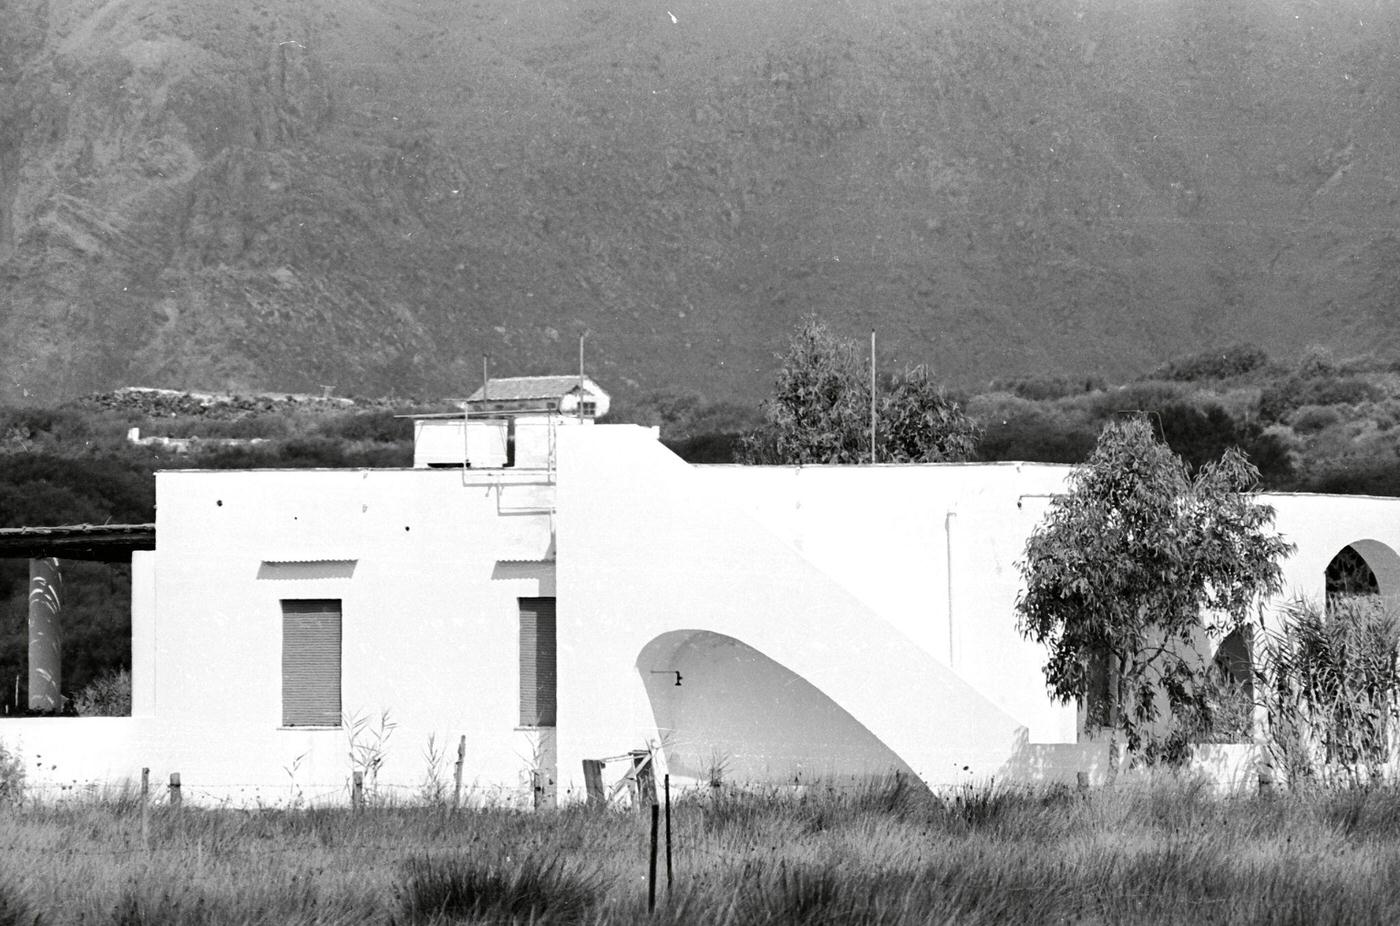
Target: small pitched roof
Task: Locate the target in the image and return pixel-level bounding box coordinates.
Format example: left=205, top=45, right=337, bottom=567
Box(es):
left=465, top=376, right=605, bottom=403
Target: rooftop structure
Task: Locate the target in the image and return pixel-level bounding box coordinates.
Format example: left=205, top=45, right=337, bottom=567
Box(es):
left=463, top=376, right=610, bottom=419
left=407, top=375, right=613, bottom=469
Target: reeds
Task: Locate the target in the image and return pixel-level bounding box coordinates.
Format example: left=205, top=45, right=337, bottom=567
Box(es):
left=1258, top=595, right=1400, bottom=787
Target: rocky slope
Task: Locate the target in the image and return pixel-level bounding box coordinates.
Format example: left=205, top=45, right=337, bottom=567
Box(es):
left=3, top=0, right=1399, bottom=404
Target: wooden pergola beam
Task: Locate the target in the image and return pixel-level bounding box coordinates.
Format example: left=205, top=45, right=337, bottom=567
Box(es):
left=0, top=524, right=156, bottom=563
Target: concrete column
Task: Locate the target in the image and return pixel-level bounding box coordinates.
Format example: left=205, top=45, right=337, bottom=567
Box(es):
left=28, top=557, right=62, bottom=712
left=130, top=550, right=156, bottom=717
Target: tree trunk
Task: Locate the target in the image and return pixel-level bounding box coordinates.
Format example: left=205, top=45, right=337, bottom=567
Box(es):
left=1106, top=653, right=1121, bottom=786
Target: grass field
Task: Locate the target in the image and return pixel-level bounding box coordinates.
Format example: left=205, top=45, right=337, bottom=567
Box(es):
left=4, top=777, right=1400, bottom=924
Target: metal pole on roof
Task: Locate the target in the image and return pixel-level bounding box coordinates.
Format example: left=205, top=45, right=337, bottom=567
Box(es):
left=465, top=354, right=489, bottom=470
left=578, top=331, right=588, bottom=423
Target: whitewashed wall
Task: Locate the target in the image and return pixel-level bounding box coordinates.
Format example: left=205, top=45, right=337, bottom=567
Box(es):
left=144, top=467, right=555, bottom=806
left=691, top=462, right=1079, bottom=744
left=554, top=426, right=1034, bottom=795
left=10, top=428, right=1400, bottom=804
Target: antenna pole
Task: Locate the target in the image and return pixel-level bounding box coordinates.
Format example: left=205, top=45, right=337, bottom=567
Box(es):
left=870, top=329, right=876, bottom=464
left=578, top=332, right=588, bottom=422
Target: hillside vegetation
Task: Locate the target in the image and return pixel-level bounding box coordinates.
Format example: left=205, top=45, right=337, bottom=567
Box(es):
left=3, top=342, right=1399, bottom=709
left=4, top=0, right=1400, bottom=404
left=0, top=391, right=421, bottom=710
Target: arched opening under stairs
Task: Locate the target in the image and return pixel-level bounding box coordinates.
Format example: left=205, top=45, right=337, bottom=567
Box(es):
left=636, top=630, right=915, bottom=787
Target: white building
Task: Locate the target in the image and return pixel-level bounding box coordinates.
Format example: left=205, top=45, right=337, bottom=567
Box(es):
left=5, top=401, right=1400, bottom=805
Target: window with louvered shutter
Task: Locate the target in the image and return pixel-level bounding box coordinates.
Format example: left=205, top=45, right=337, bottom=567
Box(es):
left=282, top=599, right=342, bottom=727
left=519, top=597, right=556, bottom=727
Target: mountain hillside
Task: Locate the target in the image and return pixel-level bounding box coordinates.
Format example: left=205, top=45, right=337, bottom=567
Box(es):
left=3, top=0, right=1399, bottom=403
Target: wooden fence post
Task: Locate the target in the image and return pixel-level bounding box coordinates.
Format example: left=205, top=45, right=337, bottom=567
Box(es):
left=664, top=774, right=673, bottom=895
left=352, top=771, right=364, bottom=811
left=630, top=749, right=657, bottom=812
left=168, top=772, right=181, bottom=809
left=140, top=768, right=150, bottom=850
left=582, top=759, right=605, bottom=809
left=531, top=769, right=546, bottom=811
left=648, top=804, right=659, bottom=914
left=452, top=735, right=466, bottom=811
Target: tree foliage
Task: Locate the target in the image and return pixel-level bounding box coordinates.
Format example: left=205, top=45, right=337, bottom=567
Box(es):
left=878, top=367, right=981, bottom=463
left=1015, top=417, right=1294, bottom=770
left=740, top=319, right=980, bottom=464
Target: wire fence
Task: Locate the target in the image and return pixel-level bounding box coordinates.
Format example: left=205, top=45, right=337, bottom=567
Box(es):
left=3, top=768, right=942, bottom=870
left=16, top=770, right=924, bottom=802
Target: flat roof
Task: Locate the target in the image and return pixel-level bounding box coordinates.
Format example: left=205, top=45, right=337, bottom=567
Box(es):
left=0, top=524, right=156, bottom=562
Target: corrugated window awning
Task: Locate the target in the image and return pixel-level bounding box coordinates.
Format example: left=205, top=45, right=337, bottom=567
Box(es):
left=258, top=559, right=357, bottom=581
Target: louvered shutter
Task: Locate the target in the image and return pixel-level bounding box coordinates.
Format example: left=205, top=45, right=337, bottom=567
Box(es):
left=282, top=600, right=342, bottom=727
left=519, top=597, right=556, bottom=727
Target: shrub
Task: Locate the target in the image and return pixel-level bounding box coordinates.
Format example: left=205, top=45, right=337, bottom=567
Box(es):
left=1260, top=376, right=1380, bottom=422
left=1298, top=464, right=1400, bottom=498
left=1309, top=377, right=1382, bottom=407
left=960, top=396, right=1098, bottom=464
left=0, top=405, right=96, bottom=450
left=314, top=410, right=409, bottom=443
left=1291, top=405, right=1342, bottom=434
left=73, top=669, right=132, bottom=717
left=0, top=739, right=24, bottom=804
left=1087, top=381, right=1189, bottom=419
left=987, top=375, right=1105, bottom=401
left=394, top=853, right=601, bottom=925
left=978, top=419, right=1098, bottom=464
left=663, top=432, right=744, bottom=463
left=1190, top=671, right=1254, bottom=744
left=1149, top=344, right=1270, bottom=382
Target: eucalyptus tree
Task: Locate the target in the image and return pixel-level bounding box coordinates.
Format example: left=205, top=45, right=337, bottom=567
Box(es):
left=740, top=319, right=979, bottom=465
left=1015, top=417, right=1293, bottom=777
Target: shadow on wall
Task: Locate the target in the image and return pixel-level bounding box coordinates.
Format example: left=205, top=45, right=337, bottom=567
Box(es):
left=994, top=729, right=1108, bottom=787
left=636, top=630, right=915, bottom=786
left=634, top=631, right=1261, bottom=791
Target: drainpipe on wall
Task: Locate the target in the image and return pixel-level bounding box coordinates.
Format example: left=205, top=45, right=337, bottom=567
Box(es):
left=944, top=511, right=957, bottom=669
left=28, top=556, right=62, bottom=712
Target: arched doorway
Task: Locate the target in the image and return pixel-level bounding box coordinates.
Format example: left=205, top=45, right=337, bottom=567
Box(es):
left=1206, top=628, right=1254, bottom=742
left=1325, top=540, right=1400, bottom=613
left=1327, top=545, right=1379, bottom=598
left=636, top=630, right=915, bottom=786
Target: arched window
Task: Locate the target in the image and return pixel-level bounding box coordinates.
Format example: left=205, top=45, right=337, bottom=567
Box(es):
left=1326, top=544, right=1379, bottom=600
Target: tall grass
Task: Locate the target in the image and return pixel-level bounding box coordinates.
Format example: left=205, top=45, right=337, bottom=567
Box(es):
left=3, top=780, right=1400, bottom=924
